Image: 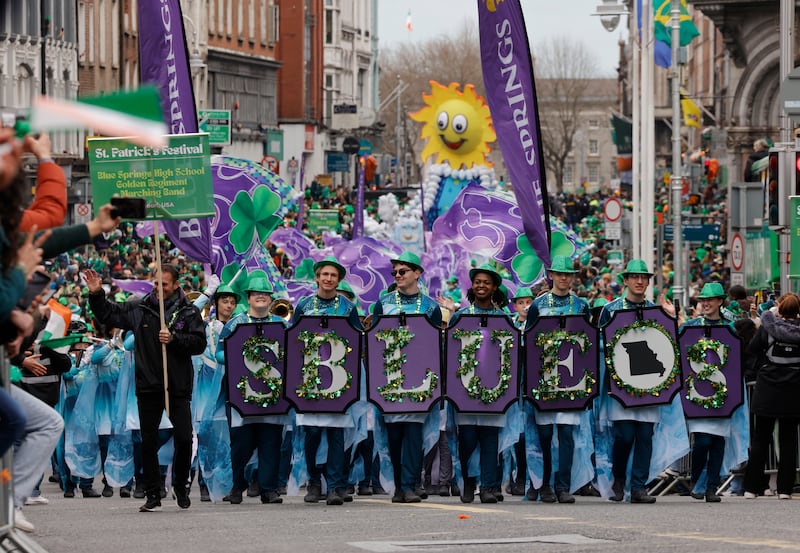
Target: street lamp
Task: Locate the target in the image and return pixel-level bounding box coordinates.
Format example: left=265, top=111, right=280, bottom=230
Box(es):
left=592, top=0, right=628, bottom=32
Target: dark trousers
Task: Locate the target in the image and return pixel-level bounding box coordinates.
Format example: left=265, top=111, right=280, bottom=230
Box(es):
left=304, top=426, right=346, bottom=490
left=458, top=425, right=499, bottom=489
left=424, top=431, right=453, bottom=487
left=138, top=392, right=192, bottom=499
left=278, top=430, right=293, bottom=488
left=538, top=423, right=575, bottom=492
left=386, top=422, right=423, bottom=492
left=230, top=423, right=282, bottom=493
left=691, top=432, right=725, bottom=493
left=612, top=420, right=654, bottom=492
left=744, top=415, right=800, bottom=495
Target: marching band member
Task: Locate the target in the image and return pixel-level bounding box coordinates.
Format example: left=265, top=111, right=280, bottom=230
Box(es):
left=450, top=264, right=508, bottom=504
left=680, top=282, right=744, bottom=502
left=527, top=255, right=590, bottom=504
left=373, top=251, right=442, bottom=503
left=218, top=276, right=287, bottom=505
left=505, top=287, right=533, bottom=497
left=291, top=256, right=362, bottom=506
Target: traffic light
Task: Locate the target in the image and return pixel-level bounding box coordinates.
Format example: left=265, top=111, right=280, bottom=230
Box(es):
left=767, top=150, right=780, bottom=226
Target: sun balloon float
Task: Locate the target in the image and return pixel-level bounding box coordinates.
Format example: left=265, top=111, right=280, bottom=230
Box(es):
left=410, top=81, right=496, bottom=169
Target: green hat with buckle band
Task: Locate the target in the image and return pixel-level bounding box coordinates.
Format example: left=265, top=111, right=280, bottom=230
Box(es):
left=336, top=279, right=357, bottom=300
left=313, top=255, right=346, bottom=279
left=213, top=284, right=241, bottom=303
left=511, top=287, right=534, bottom=300
left=469, top=263, right=502, bottom=287
left=697, top=282, right=726, bottom=299
left=548, top=255, right=577, bottom=274
left=390, top=251, right=424, bottom=273
left=621, top=259, right=654, bottom=278
left=244, top=276, right=274, bottom=295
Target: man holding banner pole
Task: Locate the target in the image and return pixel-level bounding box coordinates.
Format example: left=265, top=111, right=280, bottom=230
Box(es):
left=86, top=264, right=206, bottom=512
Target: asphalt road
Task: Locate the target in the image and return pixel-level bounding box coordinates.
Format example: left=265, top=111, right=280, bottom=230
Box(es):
left=11, top=481, right=800, bottom=553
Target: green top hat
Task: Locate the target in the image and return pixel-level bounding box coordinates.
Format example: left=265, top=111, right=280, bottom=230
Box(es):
left=313, top=256, right=346, bottom=279
left=697, top=282, right=725, bottom=299
left=469, top=263, right=502, bottom=287
left=511, top=287, right=534, bottom=300
left=336, top=279, right=357, bottom=299
left=621, top=259, right=654, bottom=277
left=244, top=276, right=274, bottom=295
left=213, top=284, right=241, bottom=303
left=447, top=275, right=458, bottom=284
left=390, top=251, right=424, bottom=273
left=548, top=255, right=577, bottom=274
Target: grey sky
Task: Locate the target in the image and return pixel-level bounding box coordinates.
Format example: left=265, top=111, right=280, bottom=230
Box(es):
left=376, top=0, right=627, bottom=78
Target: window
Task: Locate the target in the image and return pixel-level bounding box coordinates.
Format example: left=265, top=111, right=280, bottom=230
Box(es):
left=588, top=139, right=598, bottom=155
left=588, top=119, right=598, bottom=129
left=588, top=163, right=599, bottom=184
left=325, top=9, right=334, bottom=44
left=564, top=163, right=573, bottom=185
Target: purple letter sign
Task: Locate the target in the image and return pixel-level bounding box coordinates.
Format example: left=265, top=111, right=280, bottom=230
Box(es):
left=366, top=314, right=443, bottom=414
left=602, top=307, right=681, bottom=407
left=679, top=325, right=744, bottom=419
left=446, top=315, right=520, bottom=414
left=526, top=315, right=599, bottom=412
left=224, top=322, right=291, bottom=416
left=284, top=316, right=361, bottom=413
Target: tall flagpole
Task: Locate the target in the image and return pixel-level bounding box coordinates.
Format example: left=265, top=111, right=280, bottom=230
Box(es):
left=670, top=0, right=685, bottom=308
left=642, top=0, right=656, bottom=294
left=631, top=0, right=641, bottom=261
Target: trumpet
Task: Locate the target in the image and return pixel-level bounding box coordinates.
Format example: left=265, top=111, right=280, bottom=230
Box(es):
left=186, top=290, right=212, bottom=320
left=269, top=298, right=294, bottom=321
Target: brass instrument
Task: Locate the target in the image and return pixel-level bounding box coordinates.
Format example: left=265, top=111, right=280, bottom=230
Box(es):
left=186, top=291, right=211, bottom=320
left=269, top=298, right=294, bottom=321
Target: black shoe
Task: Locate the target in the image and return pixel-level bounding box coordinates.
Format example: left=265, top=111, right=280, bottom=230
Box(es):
left=436, top=484, right=451, bottom=497
left=304, top=484, right=322, bottom=503
left=120, top=487, right=131, bottom=498
left=82, top=488, right=101, bottom=498
left=539, top=485, right=557, bottom=503
left=690, top=491, right=705, bottom=500
left=261, top=491, right=283, bottom=504
left=450, top=483, right=461, bottom=497
left=401, top=489, right=422, bottom=503
left=64, top=489, right=75, bottom=498
left=48, top=474, right=60, bottom=484
left=160, top=485, right=167, bottom=499
left=357, top=484, right=373, bottom=496
left=493, top=488, right=504, bottom=502
left=337, top=488, right=354, bottom=502
left=557, top=490, right=575, bottom=504
left=133, top=482, right=145, bottom=499
left=461, top=480, right=475, bottom=503
left=510, top=483, right=526, bottom=496
left=705, top=492, right=721, bottom=503
left=247, top=481, right=260, bottom=497
left=610, top=481, right=625, bottom=502
left=139, top=496, right=162, bottom=512
left=200, top=485, right=210, bottom=502
left=102, top=484, right=113, bottom=497
left=578, top=483, right=601, bottom=497
left=414, top=487, right=428, bottom=500
left=391, top=492, right=404, bottom=503
left=479, top=489, right=497, bottom=504
left=347, top=484, right=355, bottom=495
left=224, top=489, right=243, bottom=504
left=630, top=489, right=656, bottom=504
left=277, top=485, right=287, bottom=495
left=326, top=491, right=344, bottom=506
left=175, top=489, right=191, bottom=509
left=525, top=486, right=538, bottom=501
left=372, top=486, right=388, bottom=495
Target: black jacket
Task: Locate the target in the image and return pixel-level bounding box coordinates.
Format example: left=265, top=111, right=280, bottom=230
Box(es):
left=748, top=310, right=800, bottom=417
left=88, top=288, right=206, bottom=399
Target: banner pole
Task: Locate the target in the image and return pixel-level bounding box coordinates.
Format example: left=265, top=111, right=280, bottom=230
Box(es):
left=153, top=220, right=170, bottom=417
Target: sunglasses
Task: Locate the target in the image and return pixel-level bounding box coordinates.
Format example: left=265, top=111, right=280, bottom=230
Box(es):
left=391, top=269, right=410, bottom=277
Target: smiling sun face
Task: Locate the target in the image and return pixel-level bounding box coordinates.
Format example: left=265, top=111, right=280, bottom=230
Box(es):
left=409, top=81, right=496, bottom=169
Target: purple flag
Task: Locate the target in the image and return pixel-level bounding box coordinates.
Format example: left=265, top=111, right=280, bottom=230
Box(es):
left=477, top=0, right=551, bottom=270
left=112, top=278, right=155, bottom=297
left=138, top=0, right=213, bottom=265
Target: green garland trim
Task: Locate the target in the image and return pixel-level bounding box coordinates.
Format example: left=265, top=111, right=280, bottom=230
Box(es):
left=374, top=328, right=438, bottom=403
left=531, top=329, right=596, bottom=401
left=685, top=338, right=729, bottom=409
left=295, top=329, right=353, bottom=400
left=237, top=336, right=283, bottom=407
left=604, top=319, right=680, bottom=398
left=453, top=328, right=514, bottom=405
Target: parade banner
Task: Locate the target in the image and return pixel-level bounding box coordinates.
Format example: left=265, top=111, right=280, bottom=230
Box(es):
left=602, top=307, right=681, bottom=407
left=366, top=314, right=443, bottom=414
left=526, top=315, right=599, bottom=412
left=284, top=316, right=361, bottom=413
left=478, top=0, right=552, bottom=270
left=88, top=134, right=213, bottom=220
left=224, top=322, right=292, bottom=417
left=679, top=325, right=744, bottom=419
left=445, top=315, right=520, bottom=414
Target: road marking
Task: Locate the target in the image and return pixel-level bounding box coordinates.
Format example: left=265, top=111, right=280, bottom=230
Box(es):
left=350, top=534, right=614, bottom=552
left=358, top=498, right=509, bottom=514
left=654, top=532, right=800, bottom=551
